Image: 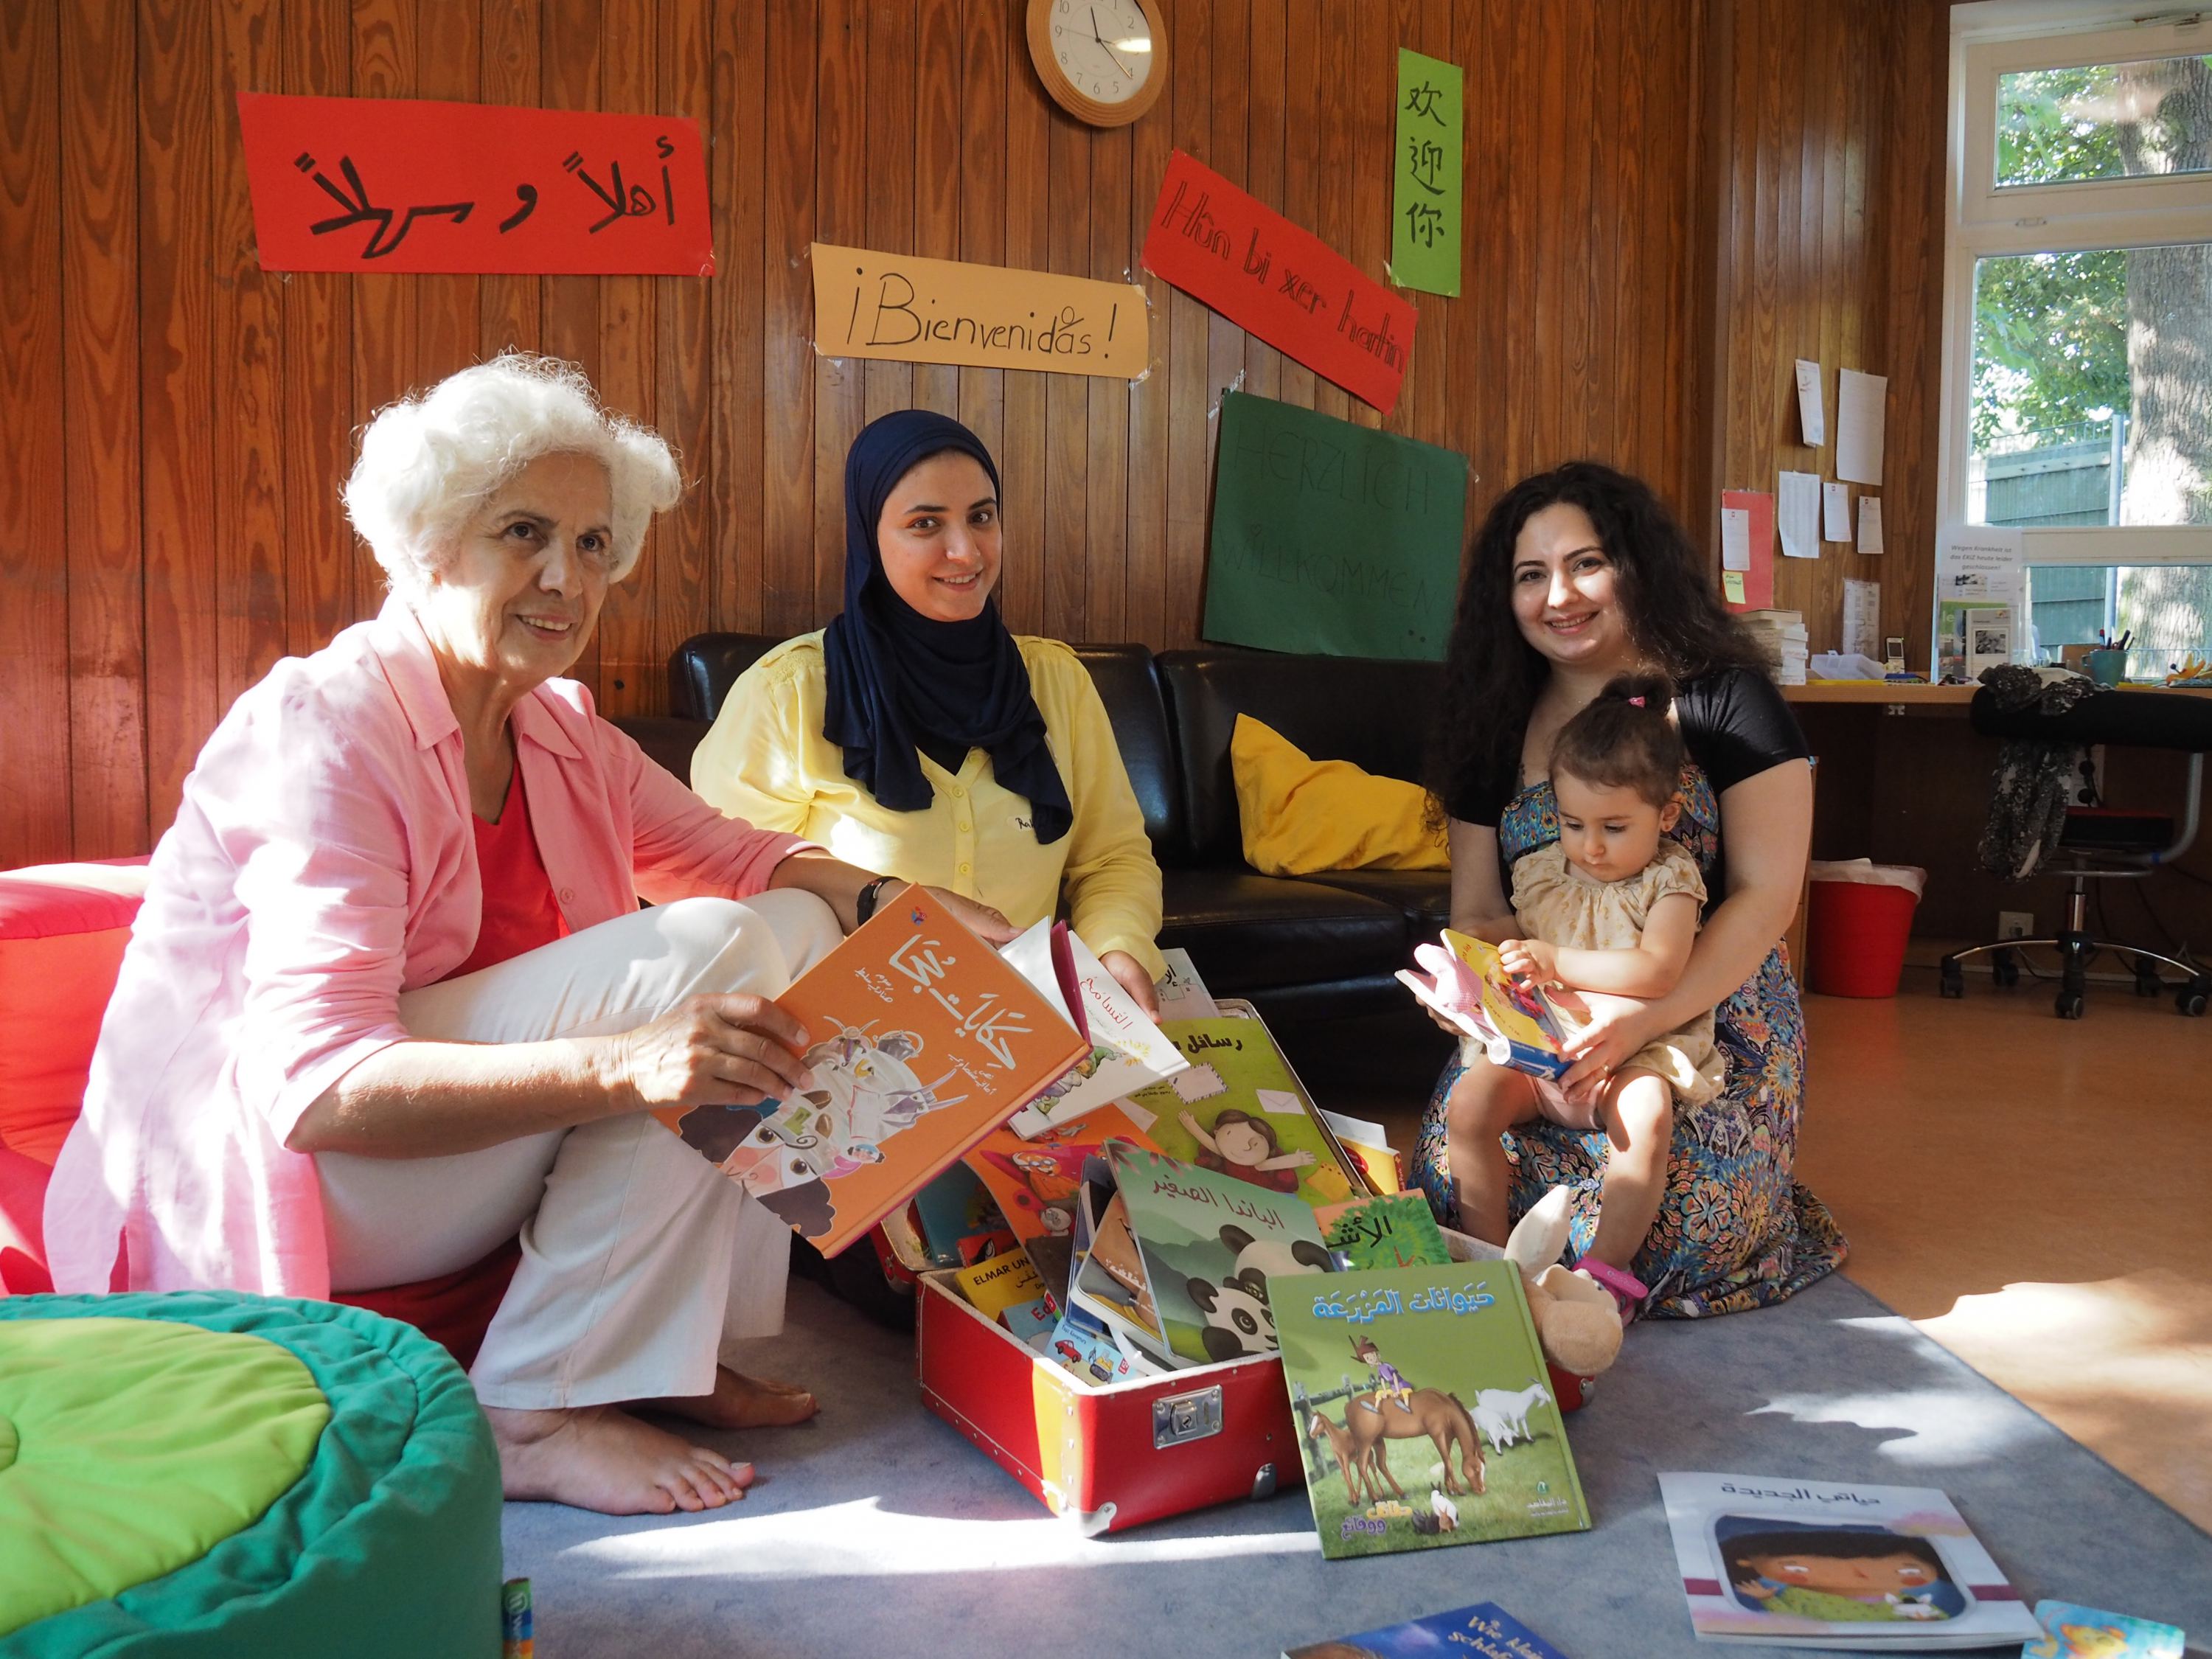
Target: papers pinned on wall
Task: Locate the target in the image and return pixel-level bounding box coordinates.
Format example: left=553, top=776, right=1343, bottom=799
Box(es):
left=1794, top=359, right=1825, bottom=447
left=1778, top=470, right=1821, bottom=560
left=1836, top=369, right=1888, bottom=485
left=1857, top=495, right=1884, bottom=555
left=1822, top=480, right=1851, bottom=543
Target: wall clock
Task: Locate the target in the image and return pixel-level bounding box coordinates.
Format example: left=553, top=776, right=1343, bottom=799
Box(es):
left=1027, top=0, right=1168, bottom=128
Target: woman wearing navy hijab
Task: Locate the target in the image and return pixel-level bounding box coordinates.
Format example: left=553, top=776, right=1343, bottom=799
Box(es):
left=693, top=410, right=1166, bottom=1013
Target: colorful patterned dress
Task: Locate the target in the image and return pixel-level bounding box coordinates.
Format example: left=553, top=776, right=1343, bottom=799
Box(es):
left=1411, top=764, right=1848, bottom=1317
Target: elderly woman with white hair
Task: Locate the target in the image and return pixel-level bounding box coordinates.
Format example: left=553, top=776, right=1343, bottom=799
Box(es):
left=43, top=355, right=1012, bottom=1517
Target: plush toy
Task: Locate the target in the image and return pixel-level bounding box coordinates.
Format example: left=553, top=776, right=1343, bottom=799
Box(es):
left=1500, top=1187, right=1624, bottom=1384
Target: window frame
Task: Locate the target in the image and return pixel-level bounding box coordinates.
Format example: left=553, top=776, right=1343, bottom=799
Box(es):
left=1940, top=2, right=2212, bottom=570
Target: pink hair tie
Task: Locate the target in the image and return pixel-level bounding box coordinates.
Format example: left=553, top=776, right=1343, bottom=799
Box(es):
left=1627, top=695, right=1646, bottom=706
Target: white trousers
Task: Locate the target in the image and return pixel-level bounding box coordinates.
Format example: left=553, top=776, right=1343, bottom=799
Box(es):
left=316, top=891, right=844, bottom=1411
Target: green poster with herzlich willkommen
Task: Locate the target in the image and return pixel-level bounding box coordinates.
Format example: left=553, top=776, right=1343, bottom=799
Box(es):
left=1203, top=392, right=1467, bottom=661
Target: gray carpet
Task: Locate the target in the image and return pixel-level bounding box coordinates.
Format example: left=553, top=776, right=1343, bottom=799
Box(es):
left=499, top=1272, right=2212, bottom=1658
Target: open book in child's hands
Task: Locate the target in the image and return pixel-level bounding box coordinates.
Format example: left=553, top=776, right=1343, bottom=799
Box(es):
left=1398, top=928, right=1580, bottom=1082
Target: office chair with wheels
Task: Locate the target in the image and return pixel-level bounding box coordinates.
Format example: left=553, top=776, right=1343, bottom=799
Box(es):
left=1941, top=683, right=2212, bottom=1020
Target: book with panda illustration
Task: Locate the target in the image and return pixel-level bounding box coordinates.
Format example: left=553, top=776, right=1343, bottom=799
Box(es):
left=1657, top=1472, right=2044, bottom=1646
left=651, top=883, right=1088, bottom=1259
left=1104, top=1142, right=1335, bottom=1367
left=1274, top=1261, right=1589, bottom=1559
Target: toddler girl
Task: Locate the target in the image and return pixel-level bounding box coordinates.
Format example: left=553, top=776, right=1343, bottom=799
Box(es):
left=1443, top=671, right=1724, bottom=1317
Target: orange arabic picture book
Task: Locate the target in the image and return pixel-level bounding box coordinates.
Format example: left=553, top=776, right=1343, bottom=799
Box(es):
left=652, top=884, right=1090, bottom=1257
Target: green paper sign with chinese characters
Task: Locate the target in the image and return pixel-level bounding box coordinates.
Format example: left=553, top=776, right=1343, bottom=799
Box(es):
left=1392, top=49, right=1462, bottom=297
left=1203, top=392, right=1467, bottom=662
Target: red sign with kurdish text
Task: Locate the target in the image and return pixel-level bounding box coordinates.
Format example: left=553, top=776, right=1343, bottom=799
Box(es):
left=237, top=93, right=712, bottom=276
left=1141, top=150, right=1416, bottom=414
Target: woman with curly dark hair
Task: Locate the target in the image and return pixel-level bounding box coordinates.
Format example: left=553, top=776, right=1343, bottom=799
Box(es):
left=1412, top=461, right=1846, bottom=1318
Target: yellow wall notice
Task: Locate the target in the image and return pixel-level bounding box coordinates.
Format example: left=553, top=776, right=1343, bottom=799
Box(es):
left=812, top=242, right=1149, bottom=379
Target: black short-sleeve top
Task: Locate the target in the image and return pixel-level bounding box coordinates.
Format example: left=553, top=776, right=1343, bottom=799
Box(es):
left=1443, top=667, right=1810, bottom=906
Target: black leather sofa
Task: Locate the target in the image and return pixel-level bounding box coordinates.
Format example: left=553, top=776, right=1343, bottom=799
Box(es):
left=615, top=634, right=1453, bottom=1025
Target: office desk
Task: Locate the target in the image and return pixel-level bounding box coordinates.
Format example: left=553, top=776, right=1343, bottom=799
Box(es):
left=1782, top=681, right=2212, bottom=948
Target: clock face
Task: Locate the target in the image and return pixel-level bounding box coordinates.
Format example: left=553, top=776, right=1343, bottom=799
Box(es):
left=1046, top=0, right=1154, bottom=106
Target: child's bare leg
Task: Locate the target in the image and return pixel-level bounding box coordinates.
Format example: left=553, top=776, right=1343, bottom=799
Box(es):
left=1585, top=1069, right=1674, bottom=1273
left=1443, top=1054, right=1537, bottom=1245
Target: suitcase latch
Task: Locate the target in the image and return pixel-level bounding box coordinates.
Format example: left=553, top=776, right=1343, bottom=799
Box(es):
left=1152, top=1385, right=1223, bottom=1448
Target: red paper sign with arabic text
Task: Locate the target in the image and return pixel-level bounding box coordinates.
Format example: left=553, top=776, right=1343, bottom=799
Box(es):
left=1141, top=151, right=1416, bottom=414
left=237, top=93, right=712, bottom=276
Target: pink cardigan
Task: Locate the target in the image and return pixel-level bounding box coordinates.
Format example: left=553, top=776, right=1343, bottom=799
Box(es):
left=44, top=601, right=812, bottom=1298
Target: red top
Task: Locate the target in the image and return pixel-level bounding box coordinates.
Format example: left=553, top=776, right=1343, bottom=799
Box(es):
left=449, top=765, right=568, bottom=980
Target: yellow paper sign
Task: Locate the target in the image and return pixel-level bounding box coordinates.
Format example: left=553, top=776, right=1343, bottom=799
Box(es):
left=812, top=242, right=1147, bottom=379
left=1722, top=570, right=1747, bottom=605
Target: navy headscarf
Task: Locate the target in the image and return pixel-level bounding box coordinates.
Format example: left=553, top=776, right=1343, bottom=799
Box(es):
left=821, top=410, right=1073, bottom=844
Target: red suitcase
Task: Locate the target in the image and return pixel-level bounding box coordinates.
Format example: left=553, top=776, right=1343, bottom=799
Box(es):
left=917, top=1268, right=1304, bottom=1535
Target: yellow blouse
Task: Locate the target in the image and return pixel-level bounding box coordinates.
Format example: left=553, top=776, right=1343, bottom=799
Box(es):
left=690, top=631, right=1166, bottom=980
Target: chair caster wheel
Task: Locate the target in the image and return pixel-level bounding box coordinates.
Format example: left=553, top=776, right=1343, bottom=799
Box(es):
left=2055, top=990, right=2085, bottom=1020
left=2178, top=987, right=2209, bottom=1018
left=1990, top=947, right=2020, bottom=988
left=1939, top=959, right=1964, bottom=999
left=2135, top=970, right=2163, bottom=998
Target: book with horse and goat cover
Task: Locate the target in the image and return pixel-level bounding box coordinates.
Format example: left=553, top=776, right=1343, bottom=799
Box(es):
left=1272, top=1259, right=1589, bottom=1559
left=650, top=883, right=1088, bottom=1259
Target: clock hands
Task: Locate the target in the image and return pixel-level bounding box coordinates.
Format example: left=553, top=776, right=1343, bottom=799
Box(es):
left=1090, top=6, right=1133, bottom=80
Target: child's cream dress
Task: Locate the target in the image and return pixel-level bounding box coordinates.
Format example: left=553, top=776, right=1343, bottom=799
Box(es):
left=1509, top=839, right=1726, bottom=1116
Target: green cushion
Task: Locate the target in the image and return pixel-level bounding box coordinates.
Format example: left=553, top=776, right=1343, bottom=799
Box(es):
left=0, top=1318, right=330, bottom=1636
left=0, top=1293, right=501, bottom=1658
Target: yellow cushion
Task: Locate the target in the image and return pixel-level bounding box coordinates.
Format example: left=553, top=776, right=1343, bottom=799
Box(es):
left=1230, top=714, right=1450, bottom=876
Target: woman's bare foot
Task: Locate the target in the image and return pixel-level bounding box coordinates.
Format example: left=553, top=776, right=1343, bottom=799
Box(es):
left=486, top=1403, right=755, bottom=1514
left=641, top=1365, right=819, bottom=1430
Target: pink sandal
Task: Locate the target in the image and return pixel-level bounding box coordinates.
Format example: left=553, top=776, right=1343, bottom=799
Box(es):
left=1575, top=1258, right=1649, bottom=1326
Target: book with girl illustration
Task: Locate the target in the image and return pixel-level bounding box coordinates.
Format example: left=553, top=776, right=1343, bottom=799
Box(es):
left=1275, top=1260, right=1589, bottom=1559
left=651, top=884, right=1088, bottom=1258
left=1658, top=1472, right=2045, bottom=1646
left=1127, top=1016, right=1366, bottom=1209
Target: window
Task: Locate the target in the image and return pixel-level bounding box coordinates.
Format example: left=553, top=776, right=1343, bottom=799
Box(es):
left=1944, top=6, right=2212, bottom=675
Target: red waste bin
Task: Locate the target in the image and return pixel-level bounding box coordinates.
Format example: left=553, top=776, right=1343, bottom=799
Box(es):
left=1805, top=861, right=1924, bottom=998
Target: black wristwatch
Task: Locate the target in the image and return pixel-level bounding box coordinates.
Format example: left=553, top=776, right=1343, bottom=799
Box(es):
left=854, top=875, right=894, bottom=926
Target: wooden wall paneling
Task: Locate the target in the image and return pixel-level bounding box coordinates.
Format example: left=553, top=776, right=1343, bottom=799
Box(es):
left=651, top=0, right=713, bottom=674
left=996, top=0, right=1049, bottom=637
left=1240, top=0, right=1285, bottom=406
left=349, top=0, right=416, bottom=465
left=1202, top=0, right=1248, bottom=467
left=0, top=0, right=72, bottom=863
left=1589, top=0, right=1624, bottom=467
left=953, top=0, right=1006, bottom=514
left=1083, top=120, right=1130, bottom=641
left=1678, top=0, right=1721, bottom=525
left=860, top=0, right=915, bottom=428
left=759, top=0, right=817, bottom=639
left=410, top=0, right=479, bottom=389
left=812, top=0, right=869, bottom=629
left=279, top=0, right=358, bottom=658
left=1308, top=2, right=1351, bottom=427
left=1454, top=1, right=1495, bottom=515
left=214, top=0, right=287, bottom=717
left=1043, top=108, right=1092, bottom=641
left=1275, top=0, right=1317, bottom=411
left=478, top=0, right=543, bottom=357
left=911, top=0, right=961, bottom=419
left=60, top=0, right=147, bottom=858
left=588, top=0, right=657, bottom=717
left=705, top=0, right=760, bottom=635
left=137, top=0, right=218, bottom=835
left=535, top=0, right=603, bottom=698
left=1161, top=0, right=1213, bottom=647
left=1344, top=0, right=1384, bottom=434
left=1121, top=0, right=1170, bottom=648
